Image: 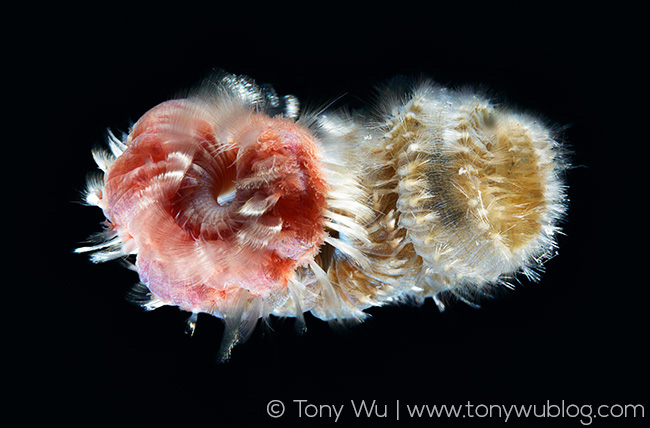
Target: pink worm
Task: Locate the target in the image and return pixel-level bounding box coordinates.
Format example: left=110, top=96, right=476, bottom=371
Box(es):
left=101, top=99, right=328, bottom=318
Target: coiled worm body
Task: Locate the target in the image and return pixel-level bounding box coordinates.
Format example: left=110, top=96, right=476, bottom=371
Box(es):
left=77, top=73, right=567, bottom=359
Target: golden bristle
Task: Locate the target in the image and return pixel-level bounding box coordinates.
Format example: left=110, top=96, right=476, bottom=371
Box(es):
left=357, top=83, right=567, bottom=306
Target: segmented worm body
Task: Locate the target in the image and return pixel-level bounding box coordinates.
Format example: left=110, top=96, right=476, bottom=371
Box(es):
left=78, top=73, right=567, bottom=359
left=351, top=83, right=566, bottom=309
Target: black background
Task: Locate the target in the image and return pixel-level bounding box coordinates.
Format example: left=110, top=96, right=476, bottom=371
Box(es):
left=18, top=4, right=646, bottom=427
